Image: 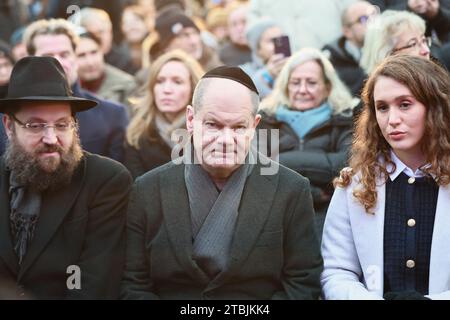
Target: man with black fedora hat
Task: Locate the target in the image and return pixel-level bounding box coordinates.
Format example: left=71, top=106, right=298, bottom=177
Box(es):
left=0, top=56, right=132, bottom=299
left=121, top=66, right=323, bottom=299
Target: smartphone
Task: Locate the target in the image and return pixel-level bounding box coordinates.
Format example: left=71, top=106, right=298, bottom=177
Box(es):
left=273, top=35, right=291, bottom=57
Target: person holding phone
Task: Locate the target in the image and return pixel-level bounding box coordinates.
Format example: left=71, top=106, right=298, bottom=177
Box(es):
left=258, top=48, right=358, bottom=238
left=241, top=18, right=289, bottom=98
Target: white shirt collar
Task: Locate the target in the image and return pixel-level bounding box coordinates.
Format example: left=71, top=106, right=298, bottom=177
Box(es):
left=387, top=150, right=430, bottom=181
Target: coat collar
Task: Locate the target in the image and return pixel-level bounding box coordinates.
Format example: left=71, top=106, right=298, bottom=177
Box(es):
left=206, top=159, right=278, bottom=291
left=160, top=157, right=279, bottom=289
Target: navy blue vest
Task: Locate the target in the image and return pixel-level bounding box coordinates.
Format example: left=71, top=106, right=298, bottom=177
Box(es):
left=383, top=172, right=438, bottom=295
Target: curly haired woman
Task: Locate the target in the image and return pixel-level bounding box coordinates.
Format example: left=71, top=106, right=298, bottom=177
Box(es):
left=321, top=55, right=450, bottom=300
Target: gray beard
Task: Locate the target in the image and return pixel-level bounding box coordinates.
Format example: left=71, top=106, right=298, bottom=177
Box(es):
left=4, top=133, right=84, bottom=192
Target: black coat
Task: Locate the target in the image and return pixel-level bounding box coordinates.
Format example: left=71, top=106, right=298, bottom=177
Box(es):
left=121, top=159, right=323, bottom=299
left=258, top=109, right=353, bottom=213
left=322, top=37, right=367, bottom=97
left=72, top=82, right=129, bottom=163
left=124, top=135, right=174, bottom=179
left=0, top=153, right=132, bottom=299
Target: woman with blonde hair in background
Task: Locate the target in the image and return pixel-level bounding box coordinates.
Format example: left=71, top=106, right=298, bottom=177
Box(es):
left=258, top=47, right=357, bottom=237
left=125, top=50, right=205, bottom=179
left=360, top=10, right=432, bottom=75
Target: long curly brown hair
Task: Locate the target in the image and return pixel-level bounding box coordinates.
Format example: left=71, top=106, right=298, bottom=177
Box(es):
left=335, top=55, right=450, bottom=213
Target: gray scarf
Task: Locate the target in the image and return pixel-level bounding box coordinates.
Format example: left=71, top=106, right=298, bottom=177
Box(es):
left=185, top=155, right=254, bottom=279
left=9, top=171, right=41, bottom=265
left=154, top=112, right=186, bottom=149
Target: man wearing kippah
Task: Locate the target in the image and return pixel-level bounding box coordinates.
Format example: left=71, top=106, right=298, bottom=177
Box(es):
left=121, top=66, right=323, bottom=300
left=0, top=56, right=132, bottom=299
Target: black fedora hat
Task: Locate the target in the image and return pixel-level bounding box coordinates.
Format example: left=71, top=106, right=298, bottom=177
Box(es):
left=0, top=56, right=97, bottom=113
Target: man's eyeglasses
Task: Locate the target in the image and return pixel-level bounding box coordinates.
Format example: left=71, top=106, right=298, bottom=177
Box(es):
left=391, top=37, right=432, bottom=54
left=350, top=15, right=372, bottom=26
left=11, top=114, right=76, bottom=135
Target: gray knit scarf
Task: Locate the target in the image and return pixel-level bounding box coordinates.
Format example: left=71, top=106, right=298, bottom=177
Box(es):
left=185, top=153, right=254, bottom=279
left=9, top=171, right=41, bottom=265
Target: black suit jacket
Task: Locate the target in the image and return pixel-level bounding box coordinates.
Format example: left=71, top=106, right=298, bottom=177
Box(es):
left=72, top=82, right=129, bottom=163
left=121, top=157, right=323, bottom=300
left=0, top=152, right=132, bottom=299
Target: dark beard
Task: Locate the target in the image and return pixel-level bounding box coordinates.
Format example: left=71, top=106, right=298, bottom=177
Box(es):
left=4, top=133, right=84, bottom=192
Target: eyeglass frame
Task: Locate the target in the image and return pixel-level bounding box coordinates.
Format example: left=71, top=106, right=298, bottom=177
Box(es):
left=349, top=14, right=372, bottom=26
left=9, top=113, right=77, bottom=135
left=391, top=36, right=432, bottom=54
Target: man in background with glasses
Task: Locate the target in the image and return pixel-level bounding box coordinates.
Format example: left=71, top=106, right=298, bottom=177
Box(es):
left=323, top=1, right=378, bottom=96
left=0, top=56, right=132, bottom=299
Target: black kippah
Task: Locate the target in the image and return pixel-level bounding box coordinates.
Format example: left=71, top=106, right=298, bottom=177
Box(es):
left=202, top=66, right=259, bottom=95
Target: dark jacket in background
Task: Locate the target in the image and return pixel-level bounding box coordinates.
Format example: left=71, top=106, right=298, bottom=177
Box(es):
left=105, top=43, right=135, bottom=75
left=121, top=159, right=323, bottom=299
left=72, top=82, right=129, bottom=163
left=219, top=41, right=252, bottom=66
left=258, top=109, right=354, bottom=214
left=0, top=1, right=27, bottom=43
left=323, top=37, right=367, bottom=97
left=124, top=135, right=173, bottom=180
left=0, top=152, right=132, bottom=299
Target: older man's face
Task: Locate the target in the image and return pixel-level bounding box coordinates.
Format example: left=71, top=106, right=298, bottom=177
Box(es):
left=187, top=78, right=260, bottom=179
left=166, top=27, right=203, bottom=60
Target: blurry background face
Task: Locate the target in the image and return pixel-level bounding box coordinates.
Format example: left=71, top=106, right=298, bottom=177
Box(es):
left=121, top=10, right=148, bottom=44
left=76, top=37, right=105, bottom=82
left=0, top=56, right=13, bottom=85
left=166, top=27, right=203, bottom=60
left=84, top=19, right=113, bottom=54
left=257, top=26, right=283, bottom=63
left=188, top=79, right=260, bottom=178
left=33, top=34, right=79, bottom=86
left=343, top=1, right=377, bottom=48
left=288, top=60, right=330, bottom=111
left=393, top=28, right=430, bottom=59
left=228, top=6, right=248, bottom=46
left=154, top=60, right=192, bottom=121
left=408, top=0, right=428, bottom=14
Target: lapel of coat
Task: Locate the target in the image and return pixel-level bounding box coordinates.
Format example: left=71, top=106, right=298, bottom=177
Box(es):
left=0, top=158, right=20, bottom=275
left=206, top=161, right=279, bottom=290
left=349, top=177, right=385, bottom=295
left=429, top=185, right=450, bottom=295
left=18, top=156, right=87, bottom=279
left=160, top=163, right=210, bottom=284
